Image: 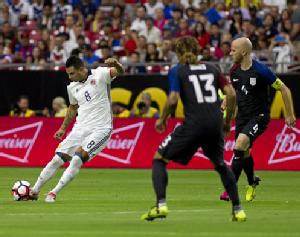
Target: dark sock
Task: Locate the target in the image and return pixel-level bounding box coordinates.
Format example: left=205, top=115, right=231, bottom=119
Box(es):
left=231, top=149, right=244, bottom=182
left=152, top=159, right=168, bottom=205
left=243, top=155, right=255, bottom=185
left=215, top=164, right=240, bottom=207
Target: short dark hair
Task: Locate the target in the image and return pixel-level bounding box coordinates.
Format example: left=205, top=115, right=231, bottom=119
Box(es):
left=66, top=55, right=84, bottom=69
left=18, top=95, right=29, bottom=102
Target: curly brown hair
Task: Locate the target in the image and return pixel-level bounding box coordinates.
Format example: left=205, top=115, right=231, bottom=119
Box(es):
left=174, top=36, right=200, bottom=64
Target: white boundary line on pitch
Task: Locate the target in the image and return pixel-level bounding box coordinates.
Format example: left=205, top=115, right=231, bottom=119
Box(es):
left=4, top=209, right=218, bottom=216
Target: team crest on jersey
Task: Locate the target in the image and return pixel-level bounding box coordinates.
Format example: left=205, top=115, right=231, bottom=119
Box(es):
left=90, top=79, right=96, bottom=86
left=250, top=77, right=256, bottom=86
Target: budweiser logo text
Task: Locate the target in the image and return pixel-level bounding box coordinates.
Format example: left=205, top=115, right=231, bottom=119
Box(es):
left=276, top=133, right=300, bottom=153
left=106, top=135, right=135, bottom=150
left=0, top=138, right=32, bottom=149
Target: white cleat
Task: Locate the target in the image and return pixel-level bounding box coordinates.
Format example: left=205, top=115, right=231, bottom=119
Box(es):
left=45, top=192, right=56, bottom=203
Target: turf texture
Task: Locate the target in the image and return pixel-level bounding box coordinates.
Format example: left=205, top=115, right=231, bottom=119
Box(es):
left=0, top=168, right=299, bottom=237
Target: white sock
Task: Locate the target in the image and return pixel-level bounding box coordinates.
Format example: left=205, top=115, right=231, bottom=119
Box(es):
left=32, top=154, right=64, bottom=193
left=51, top=155, right=83, bottom=194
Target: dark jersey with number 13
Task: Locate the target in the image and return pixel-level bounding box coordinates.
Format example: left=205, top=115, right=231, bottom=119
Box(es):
left=169, top=63, right=229, bottom=125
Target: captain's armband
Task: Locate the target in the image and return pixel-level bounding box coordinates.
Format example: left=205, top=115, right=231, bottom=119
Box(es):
left=271, top=78, right=284, bottom=90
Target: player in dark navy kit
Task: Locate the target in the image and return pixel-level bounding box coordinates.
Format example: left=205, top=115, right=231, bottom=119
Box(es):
left=220, top=37, right=296, bottom=202
left=141, top=36, right=246, bottom=222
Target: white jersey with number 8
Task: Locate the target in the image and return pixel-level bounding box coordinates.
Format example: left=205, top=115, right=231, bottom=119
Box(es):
left=67, top=66, right=114, bottom=129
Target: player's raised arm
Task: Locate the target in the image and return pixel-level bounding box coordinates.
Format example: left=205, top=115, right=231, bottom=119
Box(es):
left=104, top=58, right=124, bottom=78
left=271, top=79, right=296, bottom=128
left=54, top=104, right=78, bottom=140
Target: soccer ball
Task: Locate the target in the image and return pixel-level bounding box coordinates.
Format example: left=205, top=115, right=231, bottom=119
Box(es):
left=11, top=180, right=31, bottom=201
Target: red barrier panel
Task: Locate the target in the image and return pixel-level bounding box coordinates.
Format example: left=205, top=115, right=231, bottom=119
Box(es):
left=0, top=117, right=299, bottom=170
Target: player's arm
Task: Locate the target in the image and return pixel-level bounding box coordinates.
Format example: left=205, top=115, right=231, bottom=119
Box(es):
left=156, top=92, right=179, bottom=133
left=104, top=58, right=124, bottom=78
left=54, top=104, right=79, bottom=140
left=222, top=84, right=236, bottom=136
left=272, top=78, right=296, bottom=128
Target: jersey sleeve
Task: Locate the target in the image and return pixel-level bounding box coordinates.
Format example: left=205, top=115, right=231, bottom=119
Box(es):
left=254, top=60, right=276, bottom=85
left=67, top=86, right=77, bottom=105
left=168, top=65, right=180, bottom=93
left=94, top=66, right=112, bottom=84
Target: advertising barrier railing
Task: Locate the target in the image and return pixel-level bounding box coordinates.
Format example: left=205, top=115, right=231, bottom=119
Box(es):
left=0, top=117, right=299, bottom=170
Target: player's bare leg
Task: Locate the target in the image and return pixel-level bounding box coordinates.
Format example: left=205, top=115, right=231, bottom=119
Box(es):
left=29, top=153, right=68, bottom=200
left=141, top=153, right=169, bottom=221
left=45, top=147, right=88, bottom=203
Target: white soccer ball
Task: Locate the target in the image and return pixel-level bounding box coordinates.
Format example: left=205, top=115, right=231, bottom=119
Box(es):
left=11, top=180, right=31, bottom=201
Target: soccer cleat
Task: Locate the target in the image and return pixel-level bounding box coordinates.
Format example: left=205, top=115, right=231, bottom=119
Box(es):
left=28, top=188, right=39, bottom=201
left=232, top=209, right=247, bottom=222
left=220, top=191, right=230, bottom=201
left=141, top=205, right=169, bottom=221
left=45, top=192, right=56, bottom=203
left=246, top=176, right=261, bottom=202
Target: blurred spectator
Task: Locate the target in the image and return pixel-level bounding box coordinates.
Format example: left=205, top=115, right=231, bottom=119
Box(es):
left=82, top=43, right=100, bottom=66
left=200, top=46, right=218, bottom=61
left=97, top=45, right=112, bottom=63
left=52, top=0, right=72, bottom=29
left=229, top=9, right=243, bottom=38
left=0, top=42, right=12, bottom=64
left=0, top=3, right=9, bottom=25
left=136, top=34, right=147, bottom=61
left=165, top=7, right=182, bottom=36
left=256, top=36, right=270, bottom=61
left=162, top=0, right=174, bottom=20
left=63, top=14, right=76, bottom=43
left=193, top=22, right=210, bottom=49
left=112, top=102, right=131, bottom=118
left=269, top=34, right=295, bottom=73
left=37, top=39, right=50, bottom=61
left=176, top=18, right=192, bottom=37
left=89, top=8, right=104, bottom=32
left=26, top=46, right=46, bottom=70
left=130, top=5, right=147, bottom=33
left=240, top=20, right=258, bottom=48
left=158, top=39, right=178, bottom=63
left=50, top=96, right=68, bottom=117
left=220, top=41, right=232, bottom=74
left=263, top=13, right=279, bottom=41
left=31, top=0, right=44, bottom=22
left=50, top=33, right=67, bottom=65
left=185, top=7, right=196, bottom=27
left=145, top=42, right=161, bottom=72
left=127, top=52, right=146, bottom=73
left=14, top=31, right=34, bottom=63
left=154, top=7, right=167, bottom=32
left=278, top=8, right=292, bottom=34
left=7, top=0, right=33, bottom=27
left=9, top=95, right=35, bottom=117
left=40, top=4, right=53, bottom=30
left=287, top=0, right=300, bottom=59
left=139, top=17, right=161, bottom=45
left=78, top=0, right=97, bottom=23
left=145, top=0, right=164, bottom=18
left=249, top=5, right=263, bottom=28
left=1, top=21, right=15, bottom=45
left=133, top=92, right=159, bottom=118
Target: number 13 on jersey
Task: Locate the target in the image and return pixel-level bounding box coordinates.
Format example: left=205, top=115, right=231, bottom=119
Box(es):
left=189, top=73, right=217, bottom=103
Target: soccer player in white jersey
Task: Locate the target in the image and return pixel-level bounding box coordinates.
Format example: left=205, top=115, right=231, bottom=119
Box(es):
left=29, top=55, right=124, bottom=202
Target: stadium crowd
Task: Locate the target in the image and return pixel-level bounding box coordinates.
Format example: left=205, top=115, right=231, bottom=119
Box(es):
left=0, top=0, right=300, bottom=73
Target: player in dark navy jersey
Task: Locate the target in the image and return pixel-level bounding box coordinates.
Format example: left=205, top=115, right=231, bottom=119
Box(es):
left=220, top=37, right=296, bottom=202
left=141, top=36, right=246, bottom=222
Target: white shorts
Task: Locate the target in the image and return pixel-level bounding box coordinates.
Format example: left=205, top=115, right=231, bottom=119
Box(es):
left=56, top=126, right=112, bottom=160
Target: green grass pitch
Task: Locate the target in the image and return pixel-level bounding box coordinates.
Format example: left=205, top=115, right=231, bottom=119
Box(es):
left=0, top=168, right=299, bottom=237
